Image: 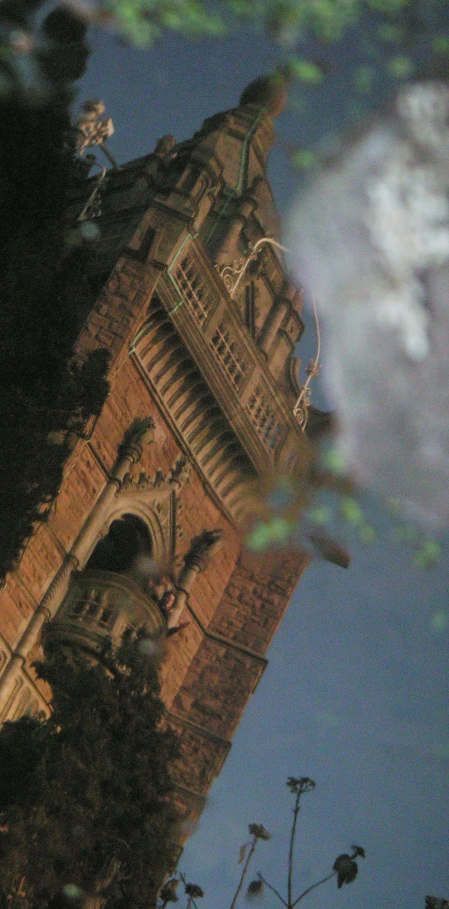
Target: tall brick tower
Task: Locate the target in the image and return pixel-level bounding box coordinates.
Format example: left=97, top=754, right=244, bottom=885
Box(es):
left=0, top=76, right=320, bottom=822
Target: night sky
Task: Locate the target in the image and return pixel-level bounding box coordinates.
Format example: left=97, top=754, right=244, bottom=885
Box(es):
left=77, top=22, right=449, bottom=909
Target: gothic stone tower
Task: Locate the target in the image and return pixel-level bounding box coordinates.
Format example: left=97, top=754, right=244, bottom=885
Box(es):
left=0, top=77, right=316, bottom=822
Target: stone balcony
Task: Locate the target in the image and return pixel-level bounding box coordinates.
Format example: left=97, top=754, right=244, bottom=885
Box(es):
left=49, top=569, right=166, bottom=657
left=166, top=239, right=306, bottom=469
left=133, top=238, right=311, bottom=522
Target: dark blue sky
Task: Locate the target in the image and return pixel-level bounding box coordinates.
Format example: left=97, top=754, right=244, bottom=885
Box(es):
left=77, top=22, right=449, bottom=909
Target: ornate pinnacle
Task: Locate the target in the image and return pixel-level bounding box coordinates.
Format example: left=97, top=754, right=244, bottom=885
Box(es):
left=183, top=529, right=224, bottom=573
left=119, top=418, right=155, bottom=466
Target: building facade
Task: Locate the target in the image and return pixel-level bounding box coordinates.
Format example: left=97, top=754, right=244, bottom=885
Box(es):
left=0, top=78, right=323, bottom=821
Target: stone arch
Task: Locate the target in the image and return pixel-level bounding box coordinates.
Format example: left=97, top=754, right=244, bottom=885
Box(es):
left=82, top=486, right=178, bottom=584
left=108, top=494, right=174, bottom=565
left=85, top=512, right=154, bottom=582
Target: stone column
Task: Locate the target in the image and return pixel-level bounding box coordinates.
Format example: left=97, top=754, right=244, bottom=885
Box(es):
left=169, top=529, right=223, bottom=627
left=214, top=198, right=255, bottom=266
left=258, top=293, right=290, bottom=355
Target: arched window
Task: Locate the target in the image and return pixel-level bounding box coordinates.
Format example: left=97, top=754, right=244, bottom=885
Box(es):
left=86, top=514, right=153, bottom=578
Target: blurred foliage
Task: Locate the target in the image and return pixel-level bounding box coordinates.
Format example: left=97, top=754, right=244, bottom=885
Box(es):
left=246, top=443, right=446, bottom=568
left=0, top=0, right=447, bottom=574
left=0, top=1, right=110, bottom=577
left=0, top=632, right=181, bottom=907
left=2, top=0, right=444, bottom=82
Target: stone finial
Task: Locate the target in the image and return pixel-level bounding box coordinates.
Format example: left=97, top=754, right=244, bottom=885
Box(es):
left=119, top=417, right=155, bottom=465
left=154, top=135, right=177, bottom=158
left=239, top=71, right=289, bottom=119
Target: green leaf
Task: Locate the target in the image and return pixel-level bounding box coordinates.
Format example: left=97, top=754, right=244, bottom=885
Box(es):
left=377, top=22, right=404, bottom=43
left=430, top=610, right=449, bottom=633
left=359, top=524, right=376, bottom=543
left=320, top=446, right=348, bottom=476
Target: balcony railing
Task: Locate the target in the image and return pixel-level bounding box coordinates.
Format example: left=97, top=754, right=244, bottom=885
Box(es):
left=165, top=241, right=309, bottom=472
left=49, top=570, right=166, bottom=656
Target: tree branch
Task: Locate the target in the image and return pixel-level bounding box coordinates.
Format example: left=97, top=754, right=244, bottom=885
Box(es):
left=258, top=874, right=288, bottom=907
left=288, top=788, right=301, bottom=907
left=229, top=837, right=257, bottom=909
left=291, top=871, right=336, bottom=907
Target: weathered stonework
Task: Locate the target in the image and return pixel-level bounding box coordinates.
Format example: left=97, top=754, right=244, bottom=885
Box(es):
left=0, top=78, right=316, bottom=821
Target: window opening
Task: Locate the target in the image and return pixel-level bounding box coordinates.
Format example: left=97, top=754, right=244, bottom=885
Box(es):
left=86, top=514, right=153, bottom=577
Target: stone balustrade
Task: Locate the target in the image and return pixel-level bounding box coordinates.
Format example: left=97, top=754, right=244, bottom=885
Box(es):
left=49, top=570, right=166, bottom=656
left=167, top=239, right=309, bottom=473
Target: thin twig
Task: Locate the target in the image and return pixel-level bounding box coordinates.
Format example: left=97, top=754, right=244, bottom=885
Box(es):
left=291, top=871, right=336, bottom=908
left=257, top=874, right=288, bottom=908
left=287, top=787, right=301, bottom=907
left=229, top=837, right=257, bottom=909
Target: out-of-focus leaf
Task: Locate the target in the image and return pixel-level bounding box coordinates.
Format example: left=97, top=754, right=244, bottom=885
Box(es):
left=386, top=54, right=415, bottom=79
left=41, top=7, right=87, bottom=43
left=354, top=65, right=375, bottom=94
left=433, top=34, right=449, bottom=55
left=378, top=22, right=404, bottom=43
left=288, top=57, right=324, bottom=84
left=413, top=539, right=442, bottom=569
left=246, top=879, right=264, bottom=900
left=291, top=148, right=316, bottom=171
left=340, top=497, right=364, bottom=527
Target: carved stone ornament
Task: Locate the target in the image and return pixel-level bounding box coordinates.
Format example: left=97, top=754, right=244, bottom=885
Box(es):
left=183, top=528, right=224, bottom=572
left=154, top=134, right=177, bottom=158
left=169, top=453, right=193, bottom=488
left=215, top=236, right=288, bottom=298
left=121, top=453, right=192, bottom=492
left=118, top=417, right=155, bottom=467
